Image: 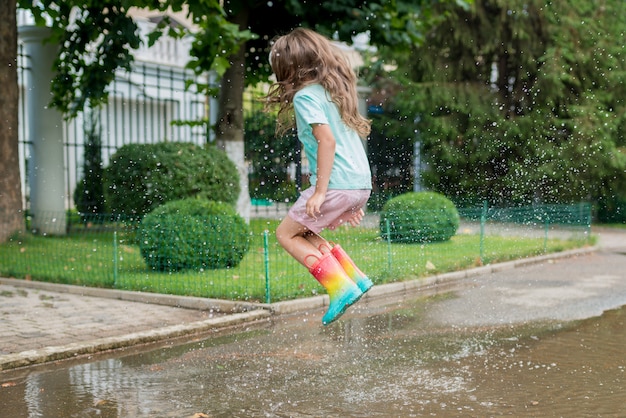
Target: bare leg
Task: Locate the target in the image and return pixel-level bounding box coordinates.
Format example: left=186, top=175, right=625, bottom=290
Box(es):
left=276, top=216, right=330, bottom=267
left=277, top=216, right=364, bottom=325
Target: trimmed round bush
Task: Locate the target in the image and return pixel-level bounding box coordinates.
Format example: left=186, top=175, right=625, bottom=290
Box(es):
left=380, top=191, right=459, bottom=243
left=138, top=199, right=250, bottom=271
left=104, top=142, right=239, bottom=218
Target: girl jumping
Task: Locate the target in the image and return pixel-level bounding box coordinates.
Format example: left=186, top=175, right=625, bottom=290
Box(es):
left=265, top=27, right=373, bottom=325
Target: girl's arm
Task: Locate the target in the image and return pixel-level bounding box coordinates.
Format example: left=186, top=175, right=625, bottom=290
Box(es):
left=306, top=123, right=335, bottom=219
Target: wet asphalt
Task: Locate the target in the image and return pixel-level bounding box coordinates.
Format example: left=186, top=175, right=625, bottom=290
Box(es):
left=0, top=228, right=624, bottom=372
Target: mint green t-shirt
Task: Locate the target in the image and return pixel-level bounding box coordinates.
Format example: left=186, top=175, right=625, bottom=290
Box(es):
left=293, top=84, right=372, bottom=190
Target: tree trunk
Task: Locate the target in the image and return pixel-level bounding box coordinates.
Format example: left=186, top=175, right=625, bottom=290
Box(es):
left=215, top=9, right=251, bottom=222
left=0, top=0, right=25, bottom=242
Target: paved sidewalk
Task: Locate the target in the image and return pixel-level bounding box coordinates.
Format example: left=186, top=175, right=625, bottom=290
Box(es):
left=0, top=283, right=270, bottom=370
left=0, top=228, right=623, bottom=371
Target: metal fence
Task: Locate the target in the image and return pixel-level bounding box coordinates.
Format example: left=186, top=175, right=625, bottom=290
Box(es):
left=0, top=203, right=592, bottom=304
left=17, top=43, right=212, bottom=212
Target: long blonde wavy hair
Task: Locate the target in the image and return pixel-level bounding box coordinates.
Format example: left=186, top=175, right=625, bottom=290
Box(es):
left=265, top=27, right=371, bottom=138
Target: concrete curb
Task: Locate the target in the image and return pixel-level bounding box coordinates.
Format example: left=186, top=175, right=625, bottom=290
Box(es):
left=0, top=245, right=597, bottom=370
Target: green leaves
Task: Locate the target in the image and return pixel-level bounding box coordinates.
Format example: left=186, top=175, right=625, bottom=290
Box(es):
left=20, top=0, right=142, bottom=116
left=18, top=0, right=249, bottom=117
left=389, top=0, right=626, bottom=207
left=186, top=12, right=256, bottom=79
left=310, top=0, right=463, bottom=51
left=17, top=0, right=472, bottom=120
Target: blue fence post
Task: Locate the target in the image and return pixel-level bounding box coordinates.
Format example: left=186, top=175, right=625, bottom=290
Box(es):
left=583, top=202, right=592, bottom=243
left=480, top=201, right=487, bottom=263
left=386, top=218, right=392, bottom=273
left=263, top=230, right=271, bottom=304
left=113, top=231, right=118, bottom=288
left=543, top=216, right=550, bottom=254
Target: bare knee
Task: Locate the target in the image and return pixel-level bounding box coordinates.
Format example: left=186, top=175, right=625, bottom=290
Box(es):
left=276, top=218, right=300, bottom=248
left=275, top=223, right=289, bottom=248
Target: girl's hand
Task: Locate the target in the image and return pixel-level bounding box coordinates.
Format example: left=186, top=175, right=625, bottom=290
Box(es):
left=306, top=191, right=326, bottom=220
left=347, top=208, right=364, bottom=226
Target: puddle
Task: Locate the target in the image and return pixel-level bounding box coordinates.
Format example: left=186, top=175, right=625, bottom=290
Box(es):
left=1, top=295, right=624, bottom=417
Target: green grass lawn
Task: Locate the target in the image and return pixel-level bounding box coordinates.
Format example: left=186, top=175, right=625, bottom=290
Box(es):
left=0, top=219, right=592, bottom=303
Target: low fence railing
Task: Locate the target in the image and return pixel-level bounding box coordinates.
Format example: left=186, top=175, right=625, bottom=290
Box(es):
left=0, top=203, right=592, bottom=303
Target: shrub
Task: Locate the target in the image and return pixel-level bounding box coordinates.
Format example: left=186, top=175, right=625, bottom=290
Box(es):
left=249, top=178, right=298, bottom=203
left=74, top=110, right=106, bottom=217
left=368, top=113, right=415, bottom=202
left=244, top=110, right=299, bottom=202
left=104, top=142, right=239, bottom=218
left=597, top=195, right=626, bottom=224
left=380, top=191, right=459, bottom=243
left=138, top=199, right=250, bottom=271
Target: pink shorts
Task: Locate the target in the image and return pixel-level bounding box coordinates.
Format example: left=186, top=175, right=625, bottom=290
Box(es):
left=287, top=187, right=371, bottom=234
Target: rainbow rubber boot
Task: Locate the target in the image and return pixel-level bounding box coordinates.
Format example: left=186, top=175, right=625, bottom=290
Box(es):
left=330, top=244, right=374, bottom=294
left=308, top=252, right=363, bottom=325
